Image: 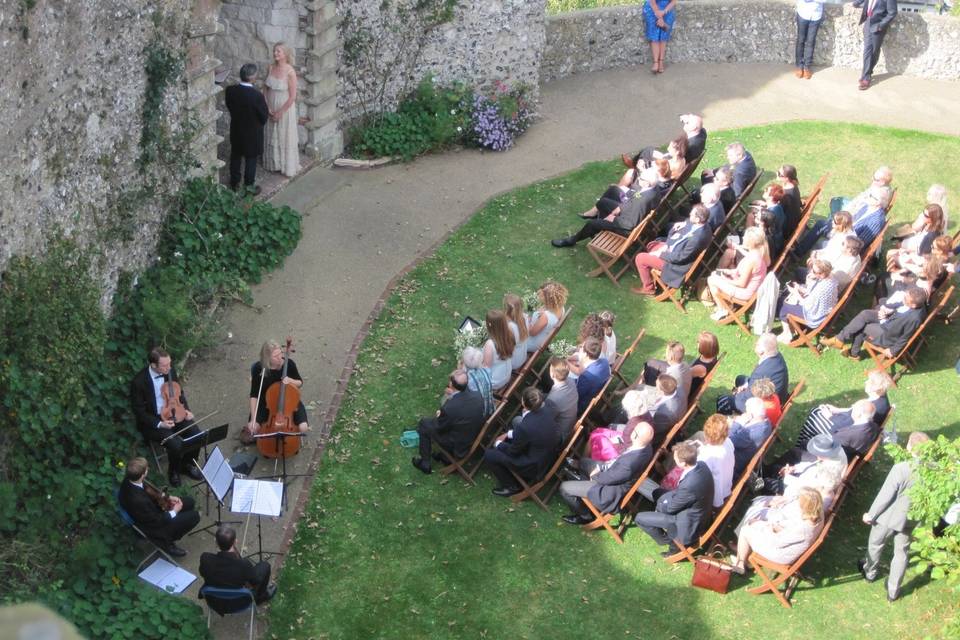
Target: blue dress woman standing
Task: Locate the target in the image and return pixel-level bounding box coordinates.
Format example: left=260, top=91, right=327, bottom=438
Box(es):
left=643, top=0, right=677, bottom=74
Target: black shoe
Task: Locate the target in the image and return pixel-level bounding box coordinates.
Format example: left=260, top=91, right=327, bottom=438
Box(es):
left=551, top=237, right=576, bottom=248
left=265, top=583, right=278, bottom=602
left=492, top=486, right=520, bottom=497
left=165, top=543, right=187, bottom=557
left=857, top=559, right=877, bottom=583
left=186, top=466, right=203, bottom=481
left=562, top=514, right=591, bottom=525
left=411, top=457, right=432, bottom=475
left=660, top=545, right=680, bottom=558
left=563, top=467, right=587, bottom=482
left=432, top=452, right=452, bottom=464
left=168, top=471, right=181, bottom=487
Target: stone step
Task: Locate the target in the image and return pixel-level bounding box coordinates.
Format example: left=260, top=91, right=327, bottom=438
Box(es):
left=186, top=56, right=223, bottom=84
left=307, top=38, right=340, bottom=60
left=304, top=111, right=339, bottom=131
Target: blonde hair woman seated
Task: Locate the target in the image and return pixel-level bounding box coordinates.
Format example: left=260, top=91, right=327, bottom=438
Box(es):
left=482, top=310, right=516, bottom=391
left=526, top=281, right=569, bottom=353
left=707, top=227, right=770, bottom=321
left=729, top=487, right=824, bottom=574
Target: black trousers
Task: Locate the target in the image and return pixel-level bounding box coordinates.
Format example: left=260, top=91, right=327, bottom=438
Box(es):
left=483, top=447, right=535, bottom=490
left=572, top=219, right=627, bottom=243
left=230, top=151, right=258, bottom=188
left=142, top=422, right=201, bottom=476
left=837, top=309, right=886, bottom=356
left=250, top=561, right=273, bottom=603
left=861, top=22, right=889, bottom=81
left=155, top=495, right=200, bottom=544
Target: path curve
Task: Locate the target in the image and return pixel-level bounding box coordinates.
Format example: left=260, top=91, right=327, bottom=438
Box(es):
left=180, top=62, right=960, bottom=637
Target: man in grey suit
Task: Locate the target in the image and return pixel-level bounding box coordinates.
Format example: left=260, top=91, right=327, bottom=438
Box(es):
left=649, top=374, right=684, bottom=448
left=859, top=432, right=930, bottom=601
left=545, top=357, right=579, bottom=441
left=852, top=0, right=898, bottom=90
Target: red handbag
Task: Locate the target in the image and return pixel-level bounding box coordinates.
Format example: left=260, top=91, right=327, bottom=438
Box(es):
left=691, top=546, right=734, bottom=594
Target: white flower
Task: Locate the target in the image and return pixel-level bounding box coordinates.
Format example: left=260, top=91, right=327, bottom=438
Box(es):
left=227, top=332, right=233, bottom=339
left=174, top=251, right=183, bottom=258
left=450, top=109, right=456, bottom=115
left=457, top=126, right=462, bottom=132
left=216, top=232, right=223, bottom=239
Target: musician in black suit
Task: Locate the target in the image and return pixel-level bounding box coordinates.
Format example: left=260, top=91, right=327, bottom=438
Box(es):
left=411, top=369, right=486, bottom=474
left=632, top=204, right=713, bottom=296
left=852, top=0, right=898, bottom=90
left=118, top=457, right=200, bottom=556
left=130, top=347, right=201, bottom=486
left=224, top=63, right=269, bottom=194
left=634, top=441, right=714, bottom=556
left=199, top=526, right=276, bottom=610
left=484, top=388, right=560, bottom=497
left=551, top=167, right=661, bottom=248
left=822, top=286, right=926, bottom=359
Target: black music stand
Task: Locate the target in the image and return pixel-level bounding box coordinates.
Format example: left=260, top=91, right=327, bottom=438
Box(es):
left=231, top=478, right=284, bottom=561
left=189, top=445, right=241, bottom=538
left=253, top=431, right=308, bottom=508
left=186, top=423, right=230, bottom=514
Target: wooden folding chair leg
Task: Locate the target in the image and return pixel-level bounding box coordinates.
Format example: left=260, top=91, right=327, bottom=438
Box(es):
left=581, top=499, right=625, bottom=543
left=666, top=538, right=697, bottom=564
left=509, top=471, right=550, bottom=511
left=436, top=443, right=476, bottom=486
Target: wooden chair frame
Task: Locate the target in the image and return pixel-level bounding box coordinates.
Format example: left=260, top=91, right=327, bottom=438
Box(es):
left=585, top=210, right=658, bottom=286
left=705, top=170, right=766, bottom=264
left=654, top=152, right=707, bottom=228
left=650, top=248, right=709, bottom=314
left=664, top=380, right=805, bottom=564
left=610, top=329, right=647, bottom=389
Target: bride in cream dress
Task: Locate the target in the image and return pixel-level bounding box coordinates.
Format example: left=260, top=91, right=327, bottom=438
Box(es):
left=263, top=43, right=301, bottom=177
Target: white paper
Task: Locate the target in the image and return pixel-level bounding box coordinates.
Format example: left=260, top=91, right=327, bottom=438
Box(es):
left=199, top=446, right=234, bottom=503
left=139, top=558, right=196, bottom=594
left=202, top=446, right=225, bottom=477
left=231, top=478, right=258, bottom=513
left=230, top=478, right=283, bottom=517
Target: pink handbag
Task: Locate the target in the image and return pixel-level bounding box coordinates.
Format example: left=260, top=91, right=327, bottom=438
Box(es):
left=589, top=428, right=625, bottom=461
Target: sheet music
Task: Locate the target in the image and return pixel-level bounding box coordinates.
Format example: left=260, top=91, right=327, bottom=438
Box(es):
left=212, top=461, right=235, bottom=502
left=139, top=558, right=196, bottom=594
left=230, top=479, right=283, bottom=517
left=231, top=478, right=258, bottom=513
left=202, top=446, right=225, bottom=478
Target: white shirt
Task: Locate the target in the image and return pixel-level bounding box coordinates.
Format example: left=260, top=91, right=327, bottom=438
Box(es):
left=698, top=439, right=735, bottom=507
left=150, top=367, right=166, bottom=428
left=796, top=0, right=823, bottom=21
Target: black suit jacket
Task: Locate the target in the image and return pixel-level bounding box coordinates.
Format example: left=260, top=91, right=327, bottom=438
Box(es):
left=687, top=129, right=707, bottom=162
left=616, top=187, right=659, bottom=231
left=424, top=389, right=486, bottom=458
left=832, top=420, right=879, bottom=458
left=877, top=307, right=924, bottom=355
left=719, top=186, right=737, bottom=214
left=587, top=446, right=652, bottom=514
left=706, top=200, right=726, bottom=232
left=854, top=0, right=897, bottom=30
left=130, top=366, right=189, bottom=434
left=500, top=406, right=560, bottom=480
left=199, top=551, right=260, bottom=612
left=660, top=224, right=712, bottom=288
left=118, top=480, right=172, bottom=534
left=224, top=83, right=269, bottom=157
left=732, top=152, right=757, bottom=198
left=734, top=352, right=789, bottom=413
left=653, top=462, right=714, bottom=545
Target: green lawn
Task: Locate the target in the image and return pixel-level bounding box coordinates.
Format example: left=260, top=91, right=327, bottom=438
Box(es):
left=269, top=122, right=960, bottom=639
left=547, top=0, right=642, bottom=14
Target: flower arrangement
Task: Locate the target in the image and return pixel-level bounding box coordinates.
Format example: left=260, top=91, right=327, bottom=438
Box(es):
left=521, top=289, right=540, bottom=313
left=453, top=324, right=488, bottom=358
left=549, top=338, right=577, bottom=358
left=470, top=81, right=534, bottom=151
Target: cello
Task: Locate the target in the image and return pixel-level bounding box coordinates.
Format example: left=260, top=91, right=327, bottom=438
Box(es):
left=256, top=337, right=302, bottom=459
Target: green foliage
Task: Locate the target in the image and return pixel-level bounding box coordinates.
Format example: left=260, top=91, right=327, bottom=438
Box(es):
left=139, top=39, right=184, bottom=171
left=546, top=0, right=642, bottom=13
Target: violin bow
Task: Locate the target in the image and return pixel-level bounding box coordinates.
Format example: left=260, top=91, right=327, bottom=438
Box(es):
left=160, top=410, right=220, bottom=445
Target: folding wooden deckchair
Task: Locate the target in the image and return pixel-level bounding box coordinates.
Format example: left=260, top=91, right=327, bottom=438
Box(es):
left=842, top=406, right=894, bottom=492
left=654, top=152, right=706, bottom=228
left=610, top=329, right=647, bottom=389
left=506, top=375, right=616, bottom=511
left=585, top=210, right=657, bottom=286
left=785, top=223, right=889, bottom=356
left=862, top=285, right=954, bottom=382
left=664, top=379, right=806, bottom=564
left=649, top=247, right=709, bottom=314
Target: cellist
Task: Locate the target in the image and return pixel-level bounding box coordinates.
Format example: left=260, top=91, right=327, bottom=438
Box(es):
left=130, top=347, right=202, bottom=486
left=243, top=340, right=310, bottom=444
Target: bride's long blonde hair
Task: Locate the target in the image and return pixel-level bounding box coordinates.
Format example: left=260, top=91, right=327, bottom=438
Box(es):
left=273, top=42, right=295, bottom=67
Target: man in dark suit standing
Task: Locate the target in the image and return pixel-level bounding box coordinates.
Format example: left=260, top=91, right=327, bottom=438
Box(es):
left=635, top=441, right=714, bottom=556
left=130, top=347, right=202, bottom=486
left=822, top=286, right=926, bottom=360
left=551, top=167, right=661, bottom=248
left=852, top=0, right=898, bottom=90
left=631, top=204, right=713, bottom=296
left=716, top=333, right=789, bottom=415
left=411, top=369, right=485, bottom=474
left=224, top=63, right=269, bottom=195
left=484, top=388, right=560, bottom=497
left=199, top=526, right=276, bottom=610
left=118, top=457, right=200, bottom=556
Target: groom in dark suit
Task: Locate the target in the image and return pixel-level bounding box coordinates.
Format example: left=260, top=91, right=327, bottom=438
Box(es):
left=224, top=63, right=269, bottom=194
left=852, top=0, right=898, bottom=90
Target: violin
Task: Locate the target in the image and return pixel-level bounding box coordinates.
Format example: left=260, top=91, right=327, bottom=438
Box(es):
left=160, top=373, right=188, bottom=424
left=143, top=479, right=175, bottom=511
left=256, top=336, right=302, bottom=459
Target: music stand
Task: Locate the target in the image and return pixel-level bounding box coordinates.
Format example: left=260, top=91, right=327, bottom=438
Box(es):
left=231, top=478, right=284, bottom=561
left=186, top=423, right=230, bottom=513
left=189, top=445, right=241, bottom=538
left=253, top=431, right=308, bottom=508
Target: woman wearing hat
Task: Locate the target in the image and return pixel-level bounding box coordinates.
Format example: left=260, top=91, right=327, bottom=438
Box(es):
left=762, top=433, right=848, bottom=497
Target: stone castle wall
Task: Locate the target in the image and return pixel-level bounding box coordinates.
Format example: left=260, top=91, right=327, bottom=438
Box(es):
left=542, top=0, right=960, bottom=81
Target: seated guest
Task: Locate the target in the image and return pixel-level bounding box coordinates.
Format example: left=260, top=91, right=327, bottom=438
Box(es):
left=763, top=434, right=848, bottom=497
left=461, top=346, right=494, bottom=417
left=804, top=234, right=861, bottom=290
left=832, top=165, right=894, bottom=216
left=714, top=166, right=737, bottom=213
left=700, top=183, right=727, bottom=232
left=568, top=313, right=605, bottom=377
left=746, top=182, right=787, bottom=258
left=797, top=370, right=892, bottom=446
left=599, top=310, right=618, bottom=362
left=641, top=341, right=692, bottom=413
left=750, top=377, right=782, bottom=426
left=199, top=526, right=276, bottom=609
left=729, top=398, right=773, bottom=478
left=795, top=184, right=891, bottom=258
left=688, top=330, right=720, bottom=401
left=717, top=333, right=789, bottom=415
left=545, top=357, right=579, bottom=441
left=583, top=391, right=655, bottom=474
left=629, top=136, right=688, bottom=180
left=623, top=114, right=706, bottom=169
left=777, top=165, right=803, bottom=239
left=707, top=227, right=770, bottom=321
left=118, top=457, right=200, bottom=557
left=808, top=209, right=856, bottom=259
left=776, top=259, right=839, bottom=344
left=694, top=414, right=735, bottom=508
left=503, top=294, right=529, bottom=371
left=484, top=388, right=560, bottom=497
left=482, top=310, right=516, bottom=391
left=559, top=421, right=654, bottom=525
left=728, top=487, right=824, bottom=574
left=911, top=184, right=949, bottom=231
left=653, top=157, right=675, bottom=198
left=829, top=399, right=879, bottom=459
left=526, top=281, right=568, bottom=353
left=575, top=337, right=611, bottom=414
left=702, top=142, right=757, bottom=198
left=649, top=374, right=685, bottom=446
left=555, top=167, right=660, bottom=246
left=891, top=203, right=945, bottom=259
left=634, top=441, right=715, bottom=556
left=631, top=204, right=713, bottom=297
left=412, top=369, right=486, bottom=474
left=821, top=286, right=927, bottom=360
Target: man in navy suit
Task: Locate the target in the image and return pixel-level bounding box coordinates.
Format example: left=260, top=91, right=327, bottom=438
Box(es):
left=701, top=142, right=756, bottom=199
left=575, top=338, right=611, bottom=414
left=634, top=441, right=714, bottom=556
left=484, top=388, right=560, bottom=497
left=852, top=0, right=898, bottom=90
left=631, top=204, right=713, bottom=296
left=224, top=63, right=269, bottom=194
left=717, top=333, right=789, bottom=415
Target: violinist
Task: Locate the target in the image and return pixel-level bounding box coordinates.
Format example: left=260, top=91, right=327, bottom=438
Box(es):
left=130, top=347, right=202, bottom=487
left=243, top=340, right=310, bottom=443
left=118, top=457, right=200, bottom=557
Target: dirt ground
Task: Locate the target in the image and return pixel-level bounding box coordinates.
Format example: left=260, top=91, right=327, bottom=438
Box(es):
left=169, top=62, right=960, bottom=637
